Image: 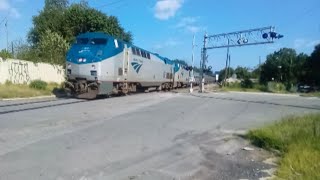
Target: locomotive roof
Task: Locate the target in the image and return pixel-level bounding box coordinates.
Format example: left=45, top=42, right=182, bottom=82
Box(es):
left=76, top=32, right=174, bottom=65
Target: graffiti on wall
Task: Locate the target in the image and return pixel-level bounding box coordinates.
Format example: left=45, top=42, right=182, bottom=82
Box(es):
left=8, top=62, right=31, bottom=84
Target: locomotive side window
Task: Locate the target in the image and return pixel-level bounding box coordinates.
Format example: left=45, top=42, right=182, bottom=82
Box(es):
left=132, top=48, right=136, bottom=55
left=147, top=53, right=150, bottom=59
left=136, top=49, right=141, bottom=56
left=76, top=38, right=89, bottom=44
left=90, top=38, right=107, bottom=45
left=141, top=51, right=146, bottom=58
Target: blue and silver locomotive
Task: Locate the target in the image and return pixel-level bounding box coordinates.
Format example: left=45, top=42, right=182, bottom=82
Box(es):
left=65, top=32, right=191, bottom=99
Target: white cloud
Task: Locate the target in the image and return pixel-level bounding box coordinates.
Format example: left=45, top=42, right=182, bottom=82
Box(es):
left=0, top=0, right=10, bottom=11
left=176, top=17, right=197, bottom=28
left=154, top=0, right=184, bottom=20
left=307, top=40, right=320, bottom=47
left=294, top=39, right=307, bottom=49
left=175, top=16, right=204, bottom=33
left=9, top=8, right=20, bottom=18
left=186, top=25, right=200, bottom=33
left=153, top=38, right=181, bottom=50
left=0, top=0, right=21, bottom=18
left=294, top=38, right=320, bottom=49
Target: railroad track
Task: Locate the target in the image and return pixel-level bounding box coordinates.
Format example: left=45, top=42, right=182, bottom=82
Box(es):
left=0, top=86, right=202, bottom=116
left=0, top=98, right=89, bottom=115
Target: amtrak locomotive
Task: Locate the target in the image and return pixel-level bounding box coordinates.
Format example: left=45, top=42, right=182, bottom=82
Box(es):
left=65, top=32, right=211, bottom=99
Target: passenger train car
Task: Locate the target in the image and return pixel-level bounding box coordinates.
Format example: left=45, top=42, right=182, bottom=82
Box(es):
left=65, top=32, right=212, bottom=99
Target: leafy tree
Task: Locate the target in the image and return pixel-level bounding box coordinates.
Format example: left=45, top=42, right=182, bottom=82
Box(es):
left=294, top=53, right=309, bottom=83
left=44, top=0, right=68, bottom=10
left=28, top=0, right=67, bottom=46
left=38, top=30, right=70, bottom=65
left=218, top=67, right=234, bottom=82
left=260, top=48, right=297, bottom=84
left=26, top=0, right=133, bottom=65
left=251, top=66, right=261, bottom=79
left=309, top=44, right=320, bottom=85
left=0, top=49, right=13, bottom=59
left=29, top=1, right=132, bottom=46
left=241, top=78, right=254, bottom=88
left=234, top=66, right=250, bottom=79
left=62, top=3, right=132, bottom=43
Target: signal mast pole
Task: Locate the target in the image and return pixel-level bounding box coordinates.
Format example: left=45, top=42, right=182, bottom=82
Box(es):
left=200, top=33, right=208, bottom=92
left=190, top=35, right=195, bottom=93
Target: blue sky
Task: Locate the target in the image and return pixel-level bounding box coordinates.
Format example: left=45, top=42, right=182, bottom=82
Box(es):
left=0, top=0, right=319, bottom=71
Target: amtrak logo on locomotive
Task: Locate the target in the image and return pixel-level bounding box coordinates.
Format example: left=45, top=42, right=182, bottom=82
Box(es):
left=131, top=58, right=143, bottom=73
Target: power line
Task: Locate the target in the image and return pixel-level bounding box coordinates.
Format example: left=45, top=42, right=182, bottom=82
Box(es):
left=0, top=12, right=10, bottom=26
left=94, top=0, right=127, bottom=9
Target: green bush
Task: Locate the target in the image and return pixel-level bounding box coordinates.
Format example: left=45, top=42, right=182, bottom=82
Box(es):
left=29, top=80, right=48, bottom=90
left=0, top=49, right=13, bottom=59
left=5, top=80, right=13, bottom=85
left=227, top=82, right=241, bottom=88
left=241, top=78, right=253, bottom=88
left=253, top=84, right=268, bottom=92
left=267, top=82, right=286, bottom=92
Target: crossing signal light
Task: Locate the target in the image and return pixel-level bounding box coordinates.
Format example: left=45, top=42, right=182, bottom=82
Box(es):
left=262, top=33, right=268, bottom=39
left=262, top=32, right=284, bottom=39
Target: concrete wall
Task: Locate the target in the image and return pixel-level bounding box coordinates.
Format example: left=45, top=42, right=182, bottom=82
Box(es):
left=0, top=58, right=65, bottom=84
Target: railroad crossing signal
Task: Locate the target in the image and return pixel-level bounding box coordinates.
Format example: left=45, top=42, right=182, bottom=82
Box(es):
left=199, top=26, right=283, bottom=92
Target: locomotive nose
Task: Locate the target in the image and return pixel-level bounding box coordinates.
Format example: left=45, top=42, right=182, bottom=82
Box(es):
left=75, top=48, right=99, bottom=64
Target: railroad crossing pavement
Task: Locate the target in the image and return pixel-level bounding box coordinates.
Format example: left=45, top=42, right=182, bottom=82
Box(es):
left=0, top=91, right=319, bottom=180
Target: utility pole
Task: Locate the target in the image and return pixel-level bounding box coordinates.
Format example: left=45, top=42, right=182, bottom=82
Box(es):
left=259, top=56, right=261, bottom=67
left=224, top=39, right=230, bottom=85
left=190, top=34, right=195, bottom=93
left=258, top=56, right=262, bottom=78
left=200, top=33, right=208, bottom=92
left=5, top=19, right=9, bottom=52
left=11, top=42, right=14, bottom=57
left=228, top=54, right=231, bottom=78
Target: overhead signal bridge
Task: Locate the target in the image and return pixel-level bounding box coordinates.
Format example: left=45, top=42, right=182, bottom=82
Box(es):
left=199, top=26, right=284, bottom=92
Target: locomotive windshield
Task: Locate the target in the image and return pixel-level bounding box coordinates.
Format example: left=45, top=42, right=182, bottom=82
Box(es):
left=76, top=38, right=89, bottom=44
left=90, top=38, right=107, bottom=45
left=75, top=38, right=107, bottom=45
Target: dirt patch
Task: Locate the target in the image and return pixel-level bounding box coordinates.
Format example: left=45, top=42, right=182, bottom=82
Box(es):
left=130, top=132, right=277, bottom=180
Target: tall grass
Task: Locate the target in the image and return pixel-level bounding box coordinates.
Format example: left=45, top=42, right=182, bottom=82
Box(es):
left=247, top=114, right=320, bottom=179
left=0, top=82, right=60, bottom=99
left=222, top=82, right=269, bottom=92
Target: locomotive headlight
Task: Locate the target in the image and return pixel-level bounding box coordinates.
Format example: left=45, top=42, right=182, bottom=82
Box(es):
left=92, top=65, right=96, bottom=70
left=78, top=58, right=83, bottom=62
left=90, top=70, right=97, bottom=76
left=67, top=63, right=71, bottom=69
left=83, top=58, right=87, bottom=62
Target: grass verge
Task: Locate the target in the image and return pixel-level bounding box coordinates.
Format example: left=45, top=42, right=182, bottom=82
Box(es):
left=246, top=114, right=320, bottom=180
left=0, top=82, right=60, bottom=99
left=300, top=92, right=320, bottom=98
left=221, top=86, right=263, bottom=92
left=221, top=83, right=269, bottom=93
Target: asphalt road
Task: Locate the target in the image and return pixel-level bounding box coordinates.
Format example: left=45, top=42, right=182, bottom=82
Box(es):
left=0, top=91, right=319, bottom=180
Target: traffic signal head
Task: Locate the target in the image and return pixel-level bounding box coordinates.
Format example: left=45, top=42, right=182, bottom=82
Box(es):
left=270, top=32, right=277, bottom=39
left=262, top=33, right=268, bottom=39
left=277, top=34, right=284, bottom=39
left=263, top=32, right=284, bottom=39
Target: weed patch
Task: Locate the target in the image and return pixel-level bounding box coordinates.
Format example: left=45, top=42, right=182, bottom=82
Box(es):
left=247, top=114, right=320, bottom=179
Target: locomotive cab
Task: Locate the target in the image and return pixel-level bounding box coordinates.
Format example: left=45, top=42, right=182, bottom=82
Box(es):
left=65, top=33, right=119, bottom=99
